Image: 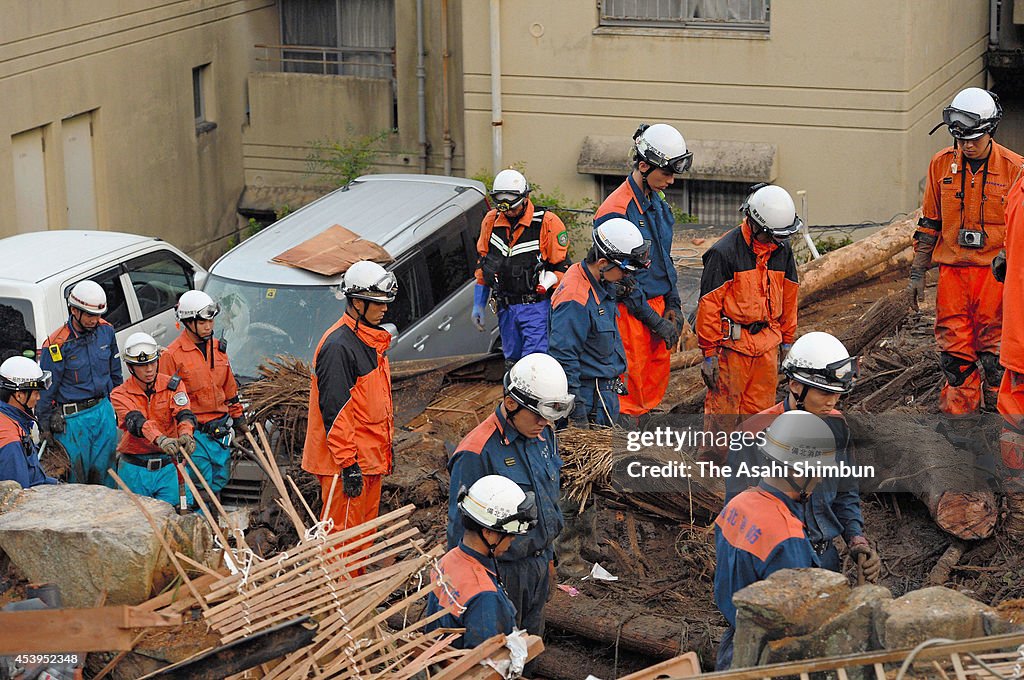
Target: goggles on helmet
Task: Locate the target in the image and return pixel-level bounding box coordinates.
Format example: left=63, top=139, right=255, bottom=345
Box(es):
left=941, top=107, right=995, bottom=140
left=503, top=374, right=575, bottom=421
left=490, top=191, right=529, bottom=214
left=0, top=371, right=52, bottom=392
left=596, top=235, right=652, bottom=273
left=789, top=356, right=860, bottom=392
left=191, top=303, right=221, bottom=321
left=458, top=487, right=539, bottom=535
left=348, top=271, right=399, bottom=303
left=125, top=348, right=160, bottom=365
left=634, top=134, right=693, bottom=174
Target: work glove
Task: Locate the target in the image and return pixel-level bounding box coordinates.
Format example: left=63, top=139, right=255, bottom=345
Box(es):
left=156, top=436, right=180, bottom=457
left=651, top=317, right=680, bottom=351
left=701, top=356, right=720, bottom=391
left=779, top=343, right=792, bottom=373
left=472, top=284, right=490, bottom=332
left=663, top=307, right=685, bottom=350
left=233, top=413, right=251, bottom=438
left=49, top=412, right=66, bottom=434
left=908, top=247, right=932, bottom=305
left=342, top=461, right=364, bottom=498
left=849, top=536, right=881, bottom=584
left=993, top=250, right=1007, bottom=284
left=177, top=433, right=196, bottom=455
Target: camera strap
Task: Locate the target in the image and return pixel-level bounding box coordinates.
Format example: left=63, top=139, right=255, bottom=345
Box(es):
left=958, top=151, right=991, bottom=237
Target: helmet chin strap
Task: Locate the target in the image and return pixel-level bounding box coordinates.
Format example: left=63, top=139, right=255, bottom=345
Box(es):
left=70, top=309, right=96, bottom=334
left=184, top=319, right=213, bottom=342
left=790, top=384, right=810, bottom=410
left=12, top=391, right=35, bottom=418
left=129, top=365, right=157, bottom=394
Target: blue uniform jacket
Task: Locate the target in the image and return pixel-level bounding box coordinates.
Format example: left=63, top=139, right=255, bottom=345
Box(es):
left=594, top=174, right=680, bottom=312
left=0, top=402, right=58, bottom=488
left=724, top=401, right=865, bottom=545
left=447, top=406, right=563, bottom=562
left=714, top=484, right=818, bottom=626
left=424, top=542, right=518, bottom=649
left=38, top=319, right=122, bottom=424
left=549, top=262, right=626, bottom=391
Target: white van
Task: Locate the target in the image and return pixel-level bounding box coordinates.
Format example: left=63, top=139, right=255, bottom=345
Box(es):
left=0, top=231, right=206, bottom=362
left=203, top=174, right=498, bottom=381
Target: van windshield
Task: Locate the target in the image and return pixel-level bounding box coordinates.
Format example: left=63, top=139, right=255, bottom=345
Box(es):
left=203, top=275, right=347, bottom=381
left=0, top=297, right=37, bottom=361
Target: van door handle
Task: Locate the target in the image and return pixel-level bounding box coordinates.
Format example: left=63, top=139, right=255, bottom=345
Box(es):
left=437, top=316, right=453, bottom=331
left=151, top=325, right=167, bottom=338
left=413, top=335, right=430, bottom=351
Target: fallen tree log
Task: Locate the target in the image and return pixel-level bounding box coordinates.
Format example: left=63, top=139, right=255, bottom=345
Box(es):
left=545, top=590, right=685, bottom=660
left=848, top=415, right=998, bottom=540
left=836, top=288, right=915, bottom=357
left=798, top=211, right=920, bottom=306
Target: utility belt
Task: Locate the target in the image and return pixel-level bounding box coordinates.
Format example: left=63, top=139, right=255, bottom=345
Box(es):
left=811, top=539, right=834, bottom=556
left=593, top=377, right=628, bottom=395
left=120, top=453, right=174, bottom=472
left=721, top=317, right=769, bottom=341
left=199, top=414, right=233, bottom=438
left=60, top=396, right=103, bottom=416
left=493, top=292, right=544, bottom=309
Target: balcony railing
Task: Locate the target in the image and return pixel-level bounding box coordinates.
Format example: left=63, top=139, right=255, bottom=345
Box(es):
left=255, top=43, right=396, bottom=81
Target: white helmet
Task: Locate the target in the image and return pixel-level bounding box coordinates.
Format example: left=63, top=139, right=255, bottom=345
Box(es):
left=759, top=409, right=837, bottom=472
left=593, top=218, right=650, bottom=272
left=123, top=332, right=161, bottom=366
left=490, top=169, right=531, bottom=213
left=782, top=332, right=858, bottom=394
left=176, top=290, right=220, bottom=321
left=67, top=280, right=107, bottom=315
left=742, top=184, right=802, bottom=239
left=633, top=123, right=692, bottom=174
left=343, top=260, right=398, bottom=303
left=503, top=353, right=574, bottom=421
left=0, top=356, right=51, bottom=392
left=939, top=87, right=1002, bottom=140
left=458, top=475, right=537, bottom=535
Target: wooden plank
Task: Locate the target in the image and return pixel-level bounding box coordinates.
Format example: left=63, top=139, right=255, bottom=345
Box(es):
left=455, top=635, right=546, bottom=680
left=0, top=606, right=182, bottom=653
left=616, top=652, right=701, bottom=680
left=429, top=635, right=507, bottom=680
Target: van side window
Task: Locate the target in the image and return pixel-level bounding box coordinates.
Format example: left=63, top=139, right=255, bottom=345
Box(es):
left=422, top=212, right=474, bottom=305
left=126, top=251, right=196, bottom=320
left=382, top=259, right=425, bottom=332
left=66, top=267, right=131, bottom=331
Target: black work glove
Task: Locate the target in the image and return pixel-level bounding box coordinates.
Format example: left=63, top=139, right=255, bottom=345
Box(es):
left=233, top=413, right=251, bottom=438
left=651, top=317, right=680, bottom=350
left=701, top=356, right=720, bottom=391
left=342, top=461, right=363, bottom=498
left=993, top=250, right=1007, bottom=284
left=49, top=412, right=66, bottom=434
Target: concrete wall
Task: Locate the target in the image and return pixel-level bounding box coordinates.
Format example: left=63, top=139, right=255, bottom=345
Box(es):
left=459, top=1, right=990, bottom=226
left=242, top=0, right=469, bottom=195
left=0, top=0, right=278, bottom=264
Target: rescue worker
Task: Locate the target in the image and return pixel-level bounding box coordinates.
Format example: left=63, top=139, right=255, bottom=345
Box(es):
left=0, top=356, right=58, bottom=488
left=472, top=169, right=571, bottom=370
left=913, top=87, right=1024, bottom=415
left=111, top=333, right=197, bottom=508
left=303, top=260, right=396, bottom=536
left=994, top=172, right=1024, bottom=537
left=595, top=123, right=689, bottom=423
left=550, top=218, right=649, bottom=427
left=160, top=290, right=246, bottom=499
left=424, top=475, right=536, bottom=649
left=697, top=184, right=800, bottom=423
left=38, top=280, right=123, bottom=486
left=725, top=332, right=880, bottom=580
left=714, top=410, right=837, bottom=670
left=447, top=353, right=573, bottom=636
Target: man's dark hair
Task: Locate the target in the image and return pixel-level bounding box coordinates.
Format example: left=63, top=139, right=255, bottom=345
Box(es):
left=584, top=246, right=599, bottom=265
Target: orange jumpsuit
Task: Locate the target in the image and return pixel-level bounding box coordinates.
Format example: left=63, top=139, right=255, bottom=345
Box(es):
left=302, top=314, right=393, bottom=539
left=917, top=141, right=1024, bottom=414
left=696, top=220, right=798, bottom=420
left=997, top=176, right=1024, bottom=470
left=159, top=335, right=243, bottom=425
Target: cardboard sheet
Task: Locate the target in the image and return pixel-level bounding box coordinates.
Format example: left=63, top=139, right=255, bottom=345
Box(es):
left=271, top=224, right=393, bottom=276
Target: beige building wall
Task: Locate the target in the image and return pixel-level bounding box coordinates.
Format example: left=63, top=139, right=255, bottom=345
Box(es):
left=0, top=0, right=278, bottom=264
left=242, top=0, right=469, bottom=199
left=459, top=1, right=990, bottom=226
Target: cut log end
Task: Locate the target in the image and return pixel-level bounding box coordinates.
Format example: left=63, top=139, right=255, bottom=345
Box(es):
left=932, top=491, right=998, bottom=540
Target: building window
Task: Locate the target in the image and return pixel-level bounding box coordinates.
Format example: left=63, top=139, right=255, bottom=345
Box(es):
left=193, top=64, right=216, bottom=134
left=599, top=175, right=751, bottom=227
left=599, top=0, right=769, bottom=31
left=280, top=0, right=396, bottom=79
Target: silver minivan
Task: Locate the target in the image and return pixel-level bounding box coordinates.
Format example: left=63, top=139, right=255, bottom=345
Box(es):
left=203, top=174, right=498, bottom=380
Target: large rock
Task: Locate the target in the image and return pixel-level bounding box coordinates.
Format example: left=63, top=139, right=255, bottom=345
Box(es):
left=881, top=586, right=1005, bottom=649
left=0, top=484, right=212, bottom=607
left=732, top=568, right=849, bottom=668
left=0, top=480, right=21, bottom=512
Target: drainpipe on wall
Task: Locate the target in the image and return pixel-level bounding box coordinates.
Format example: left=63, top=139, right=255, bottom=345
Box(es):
left=442, top=0, right=454, bottom=176
left=490, top=0, right=503, bottom=173
left=990, top=0, right=999, bottom=48
left=416, top=0, right=429, bottom=173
